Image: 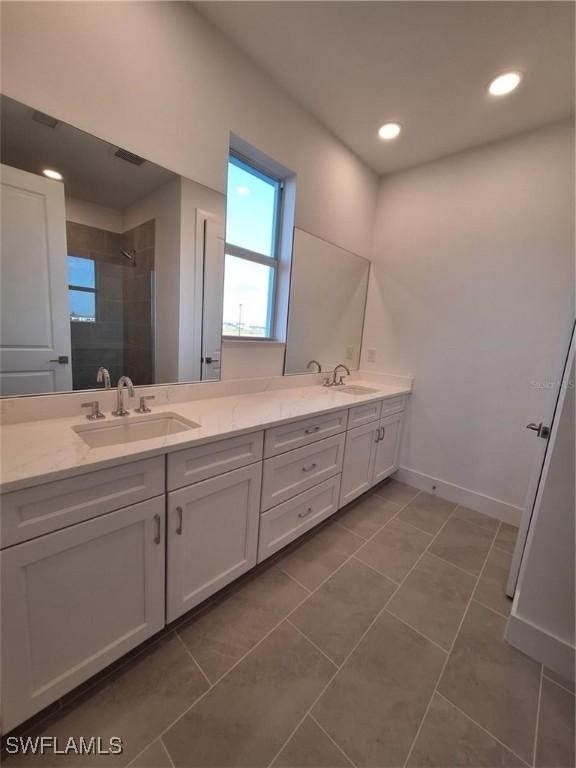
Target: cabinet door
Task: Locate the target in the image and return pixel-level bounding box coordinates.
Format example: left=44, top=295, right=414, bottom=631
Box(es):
left=373, top=412, right=404, bottom=485
left=1, top=496, right=165, bottom=732
left=167, top=463, right=262, bottom=622
left=339, top=422, right=379, bottom=507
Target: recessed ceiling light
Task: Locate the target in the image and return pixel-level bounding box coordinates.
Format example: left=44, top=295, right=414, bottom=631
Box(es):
left=488, top=72, right=521, bottom=96
left=378, top=122, right=401, bottom=140
left=236, top=185, right=250, bottom=196
left=42, top=168, right=63, bottom=181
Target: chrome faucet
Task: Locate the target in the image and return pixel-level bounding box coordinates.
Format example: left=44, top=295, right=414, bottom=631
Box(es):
left=112, top=376, right=135, bottom=416
left=306, top=360, right=322, bottom=373
left=324, top=363, right=351, bottom=387
left=96, top=367, right=111, bottom=389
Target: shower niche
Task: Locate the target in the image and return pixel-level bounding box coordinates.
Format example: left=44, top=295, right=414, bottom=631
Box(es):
left=0, top=94, right=226, bottom=396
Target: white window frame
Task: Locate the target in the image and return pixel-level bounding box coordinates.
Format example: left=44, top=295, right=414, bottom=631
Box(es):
left=223, top=152, right=283, bottom=340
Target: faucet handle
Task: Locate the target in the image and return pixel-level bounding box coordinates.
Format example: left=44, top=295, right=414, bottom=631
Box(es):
left=81, top=401, right=105, bottom=420
left=135, top=395, right=155, bottom=414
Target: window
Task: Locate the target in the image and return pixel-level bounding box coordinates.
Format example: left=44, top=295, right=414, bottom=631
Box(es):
left=68, top=255, right=96, bottom=322
left=222, top=154, right=282, bottom=338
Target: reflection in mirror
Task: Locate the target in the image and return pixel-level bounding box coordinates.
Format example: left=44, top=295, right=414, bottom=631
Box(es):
left=0, top=95, right=225, bottom=396
left=284, top=229, right=370, bottom=375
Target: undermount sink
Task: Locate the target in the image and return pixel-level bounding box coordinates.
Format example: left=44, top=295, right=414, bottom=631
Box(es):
left=73, top=412, right=200, bottom=448
left=334, top=385, right=381, bottom=396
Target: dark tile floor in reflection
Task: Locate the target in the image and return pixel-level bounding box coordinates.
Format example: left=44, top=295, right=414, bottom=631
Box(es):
left=3, top=480, right=574, bottom=768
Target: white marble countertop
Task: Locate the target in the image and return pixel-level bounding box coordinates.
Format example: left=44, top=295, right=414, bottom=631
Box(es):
left=0, top=380, right=411, bottom=493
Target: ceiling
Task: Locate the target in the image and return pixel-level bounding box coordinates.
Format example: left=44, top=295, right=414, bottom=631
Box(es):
left=0, top=95, right=176, bottom=210
left=196, top=1, right=575, bottom=175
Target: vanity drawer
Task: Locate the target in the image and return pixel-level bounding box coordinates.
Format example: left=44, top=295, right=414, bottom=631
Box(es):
left=348, top=400, right=383, bottom=427
left=258, top=475, right=341, bottom=562
left=381, top=396, right=406, bottom=417
left=0, top=457, right=164, bottom=548
left=261, top=433, right=345, bottom=511
left=264, top=409, right=347, bottom=458
left=167, top=432, right=263, bottom=491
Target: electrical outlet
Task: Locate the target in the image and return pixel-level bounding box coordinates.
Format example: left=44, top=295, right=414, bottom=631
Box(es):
left=367, top=348, right=376, bottom=363
left=345, top=346, right=354, bottom=360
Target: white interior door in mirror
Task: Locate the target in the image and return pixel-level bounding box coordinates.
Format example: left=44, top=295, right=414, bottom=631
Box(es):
left=201, top=212, right=225, bottom=381
left=284, top=229, right=370, bottom=375
left=0, top=164, right=72, bottom=395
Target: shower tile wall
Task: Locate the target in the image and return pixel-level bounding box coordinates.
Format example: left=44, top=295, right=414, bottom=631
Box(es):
left=122, top=220, right=155, bottom=386
left=66, top=220, right=155, bottom=390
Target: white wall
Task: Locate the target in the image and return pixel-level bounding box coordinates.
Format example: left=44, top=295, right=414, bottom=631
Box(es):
left=1, top=1, right=377, bottom=261
left=124, top=177, right=182, bottom=383
left=65, top=197, right=123, bottom=233
left=1, top=0, right=377, bottom=381
left=363, top=120, right=575, bottom=520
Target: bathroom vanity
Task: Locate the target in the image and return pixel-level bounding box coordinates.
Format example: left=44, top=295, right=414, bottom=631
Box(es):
left=0, top=379, right=409, bottom=731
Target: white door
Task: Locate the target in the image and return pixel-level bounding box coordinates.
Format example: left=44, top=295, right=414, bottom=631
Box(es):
left=201, top=213, right=224, bottom=381
left=0, top=164, right=72, bottom=395
left=1, top=496, right=165, bottom=732
left=507, top=322, right=575, bottom=597
left=167, top=463, right=262, bottom=622
left=373, top=412, right=404, bottom=485
left=339, top=421, right=379, bottom=507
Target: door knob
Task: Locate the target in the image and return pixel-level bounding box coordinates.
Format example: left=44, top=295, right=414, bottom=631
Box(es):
left=48, top=355, right=69, bottom=364
left=526, top=422, right=550, bottom=439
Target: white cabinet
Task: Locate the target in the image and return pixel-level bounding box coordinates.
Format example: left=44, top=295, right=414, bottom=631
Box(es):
left=1, top=496, right=165, bottom=732
left=258, top=475, right=341, bottom=562
left=373, top=412, right=404, bottom=484
left=339, top=421, right=380, bottom=506
left=166, top=463, right=262, bottom=622
left=340, top=411, right=404, bottom=507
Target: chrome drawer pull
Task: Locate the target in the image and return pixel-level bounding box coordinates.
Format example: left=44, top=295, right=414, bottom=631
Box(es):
left=304, top=426, right=320, bottom=434
left=380, top=427, right=386, bottom=440
left=176, top=506, right=183, bottom=535
left=301, top=463, right=317, bottom=472
left=298, top=507, right=314, bottom=519
left=153, top=513, right=161, bottom=544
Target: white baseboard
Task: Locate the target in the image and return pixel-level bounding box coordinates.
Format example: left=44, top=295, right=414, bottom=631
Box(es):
left=506, top=610, right=575, bottom=682
left=394, top=466, right=523, bottom=526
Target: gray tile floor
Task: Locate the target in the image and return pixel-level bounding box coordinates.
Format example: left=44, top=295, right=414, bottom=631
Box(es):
left=4, top=480, right=575, bottom=768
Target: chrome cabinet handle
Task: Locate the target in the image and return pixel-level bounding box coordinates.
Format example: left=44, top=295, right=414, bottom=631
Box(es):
left=176, top=506, right=183, bottom=535
left=375, top=429, right=381, bottom=443
left=298, top=507, right=314, bottom=519
left=153, top=513, right=161, bottom=544
left=380, top=427, right=386, bottom=441
left=301, top=463, right=317, bottom=472
left=304, top=426, right=320, bottom=434
left=375, top=426, right=386, bottom=443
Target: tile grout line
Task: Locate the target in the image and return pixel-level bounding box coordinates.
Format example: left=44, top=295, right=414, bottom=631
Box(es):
left=471, top=596, right=511, bottom=621
left=425, top=548, right=480, bottom=579
left=402, top=520, right=500, bottom=768
left=160, top=738, right=176, bottom=768
left=265, top=494, right=462, bottom=768
left=173, top=628, right=214, bottom=689
left=275, top=565, right=313, bottom=594
left=286, top=619, right=341, bottom=670
left=532, top=664, right=544, bottom=767
left=349, top=555, right=401, bottom=585
left=308, top=712, right=357, bottom=768
left=383, top=607, right=449, bottom=655
left=542, top=673, right=576, bottom=697
left=434, top=691, right=532, bottom=768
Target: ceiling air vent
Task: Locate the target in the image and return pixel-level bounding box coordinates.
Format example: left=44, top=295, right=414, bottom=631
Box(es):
left=114, top=148, right=146, bottom=166
left=31, top=110, right=59, bottom=129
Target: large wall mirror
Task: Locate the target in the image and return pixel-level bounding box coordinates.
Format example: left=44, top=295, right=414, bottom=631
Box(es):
left=0, top=95, right=225, bottom=396
left=284, top=229, right=370, bottom=375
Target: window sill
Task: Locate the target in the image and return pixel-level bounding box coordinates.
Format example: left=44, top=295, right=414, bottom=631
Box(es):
left=222, top=338, right=285, bottom=346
